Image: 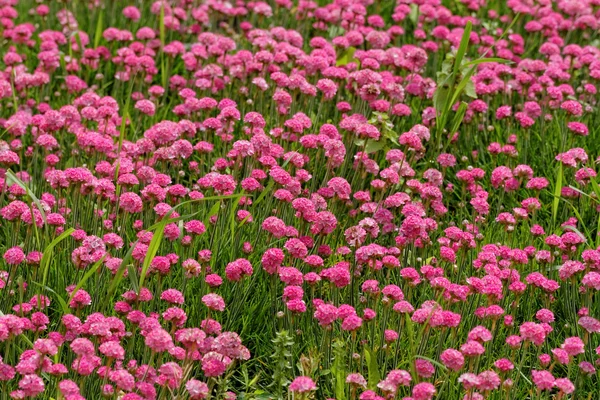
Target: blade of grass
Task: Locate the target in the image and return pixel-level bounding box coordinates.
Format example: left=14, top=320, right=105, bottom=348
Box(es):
left=40, top=228, right=75, bottom=288
left=94, top=9, right=104, bottom=48
left=6, top=170, right=47, bottom=224
left=203, top=201, right=221, bottom=228
left=105, top=239, right=136, bottom=302
left=252, top=181, right=274, bottom=210
left=415, top=355, right=447, bottom=371
left=127, top=264, right=140, bottom=294
left=31, top=282, right=70, bottom=315
left=67, top=255, right=107, bottom=306
left=364, top=346, right=380, bottom=390
left=590, top=177, right=600, bottom=200
left=109, top=193, right=244, bottom=297
left=453, top=21, right=472, bottom=77
left=462, top=57, right=511, bottom=67
left=138, top=217, right=166, bottom=291
left=159, top=4, right=167, bottom=88
left=552, top=164, right=563, bottom=225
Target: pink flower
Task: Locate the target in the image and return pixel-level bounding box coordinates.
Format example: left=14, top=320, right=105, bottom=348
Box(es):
left=289, top=376, right=317, bottom=393
left=314, top=303, right=337, bottom=326
left=18, top=374, right=45, bottom=397
left=119, top=192, right=143, bottom=213
left=561, top=337, right=584, bottom=356
left=202, top=294, right=225, bottom=312
left=135, top=99, right=156, bottom=116
left=519, top=322, right=547, bottom=346
left=555, top=378, right=574, bottom=394
left=4, top=247, right=25, bottom=265
left=160, top=289, right=185, bottom=305
left=145, top=328, right=174, bottom=353
left=341, top=315, right=363, bottom=331
left=186, top=379, right=209, bottom=399
left=477, top=370, right=501, bottom=391
left=201, top=353, right=229, bottom=377
left=412, top=382, right=436, bottom=400
left=440, top=349, right=464, bottom=371
left=531, top=370, right=554, bottom=391
left=346, top=373, right=367, bottom=387
left=415, top=359, right=435, bottom=378
left=99, top=341, right=125, bottom=360
left=225, top=258, right=253, bottom=282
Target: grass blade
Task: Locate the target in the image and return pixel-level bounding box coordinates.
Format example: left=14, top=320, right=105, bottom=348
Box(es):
left=40, top=228, right=75, bottom=288
left=67, top=255, right=107, bottom=306
left=453, top=21, right=472, bottom=77
left=364, top=346, right=380, bottom=390
left=94, top=9, right=104, bottom=48
left=138, top=219, right=166, bottom=291
left=552, top=164, right=563, bottom=225
left=105, top=239, right=136, bottom=302
left=6, top=170, right=46, bottom=224
left=31, top=282, right=69, bottom=315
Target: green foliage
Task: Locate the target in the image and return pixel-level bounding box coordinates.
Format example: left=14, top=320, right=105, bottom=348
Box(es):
left=270, top=331, right=295, bottom=399
left=331, top=340, right=347, bottom=400
left=432, top=19, right=516, bottom=151
left=364, top=346, right=380, bottom=390
left=336, top=47, right=357, bottom=67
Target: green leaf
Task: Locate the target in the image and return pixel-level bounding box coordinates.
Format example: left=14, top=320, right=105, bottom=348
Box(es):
left=364, top=346, right=380, bottom=390
left=415, top=355, right=447, bottom=371
left=405, top=314, right=417, bottom=378
left=127, top=264, right=139, bottom=294
left=552, top=164, right=563, bottom=225
left=159, top=5, right=166, bottom=47
left=332, top=340, right=347, bottom=400
left=433, top=83, right=450, bottom=115
left=105, top=239, right=136, bottom=302
left=74, top=31, right=84, bottom=53
left=94, top=9, right=104, bottom=48
left=439, top=57, right=454, bottom=76
left=115, top=77, right=135, bottom=174
left=252, top=180, right=274, bottom=210
left=567, top=185, right=598, bottom=203
left=562, top=224, right=588, bottom=244
left=462, top=57, right=511, bottom=67
left=336, top=47, right=356, bottom=67
left=203, top=201, right=221, bottom=228
left=138, top=219, right=167, bottom=291
left=108, top=193, right=244, bottom=298
left=408, top=4, right=419, bottom=26
left=327, top=25, right=344, bottom=40
left=40, top=228, right=75, bottom=288
left=464, top=78, right=476, bottom=98
left=59, top=53, right=67, bottom=75
left=6, top=170, right=46, bottom=225
left=557, top=200, right=593, bottom=246
left=230, top=193, right=244, bottom=238
left=449, top=102, right=468, bottom=135
left=590, top=177, right=600, bottom=200
left=364, top=139, right=386, bottom=154
left=596, top=213, right=600, bottom=247
left=161, top=56, right=167, bottom=92
left=449, top=65, right=478, bottom=107
left=453, top=21, right=472, bottom=77
left=31, top=282, right=69, bottom=315
left=67, top=255, right=107, bottom=306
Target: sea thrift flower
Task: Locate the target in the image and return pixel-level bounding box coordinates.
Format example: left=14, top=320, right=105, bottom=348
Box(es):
left=289, top=376, right=317, bottom=393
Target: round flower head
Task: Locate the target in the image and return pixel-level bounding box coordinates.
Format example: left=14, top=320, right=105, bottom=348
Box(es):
left=289, top=376, right=317, bottom=393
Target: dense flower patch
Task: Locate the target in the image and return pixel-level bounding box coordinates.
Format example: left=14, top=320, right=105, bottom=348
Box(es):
left=0, top=0, right=599, bottom=399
